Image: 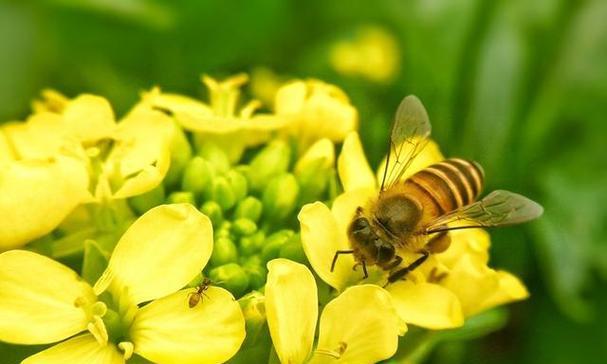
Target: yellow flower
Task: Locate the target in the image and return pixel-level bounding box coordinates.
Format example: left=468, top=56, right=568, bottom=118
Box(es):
left=329, top=26, right=400, bottom=83
left=140, top=73, right=286, bottom=162
left=298, top=132, right=528, bottom=330
left=274, top=79, right=358, bottom=152
left=0, top=204, right=246, bottom=363
left=4, top=92, right=174, bottom=201
left=0, top=92, right=174, bottom=249
left=265, top=259, right=404, bottom=364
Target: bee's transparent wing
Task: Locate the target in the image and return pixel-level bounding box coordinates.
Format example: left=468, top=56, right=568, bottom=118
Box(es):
left=425, top=190, right=544, bottom=233
left=380, top=95, right=432, bottom=191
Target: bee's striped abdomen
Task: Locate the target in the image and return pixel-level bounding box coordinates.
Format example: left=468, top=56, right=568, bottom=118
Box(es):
left=406, top=158, right=484, bottom=213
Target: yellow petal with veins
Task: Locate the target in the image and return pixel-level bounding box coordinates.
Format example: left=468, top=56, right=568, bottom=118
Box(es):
left=299, top=202, right=358, bottom=291
left=311, top=285, right=402, bottom=364
left=0, top=156, right=89, bottom=250
left=0, top=251, right=95, bottom=344
left=22, top=334, right=124, bottom=364
left=266, top=259, right=318, bottom=364
left=337, top=132, right=376, bottom=192
left=94, top=204, right=213, bottom=304
left=131, top=287, right=245, bottom=364
left=387, top=281, right=464, bottom=329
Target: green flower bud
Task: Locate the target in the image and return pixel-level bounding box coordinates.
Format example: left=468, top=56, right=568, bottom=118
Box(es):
left=241, top=254, right=263, bottom=268
left=247, top=139, right=291, bottom=193
left=294, top=139, right=334, bottom=204
left=238, top=291, right=266, bottom=322
left=295, top=158, right=331, bottom=205
left=128, top=184, right=165, bottom=215
left=200, top=201, right=224, bottom=227
left=210, top=237, right=238, bottom=266
left=181, top=156, right=214, bottom=197
left=167, top=191, right=195, bottom=205
left=232, top=291, right=272, bottom=364
left=234, top=197, right=263, bottom=223
left=196, top=141, right=231, bottom=175
left=215, top=221, right=232, bottom=239
left=232, top=218, right=258, bottom=237
left=239, top=231, right=265, bottom=256
left=261, top=229, right=294, bottom=263
left=209, top=263, right=250, bottom=298
left=279, top=234, right=307, bottom=264
left=243, top=263, right=267, bottom=290
left=212, top=176, right=236, bottom=211
left=262, top=174, right=299, bottom=223
left=226, top=169, right=248, bottom=202
left=164, top=123, right=193, bottom=189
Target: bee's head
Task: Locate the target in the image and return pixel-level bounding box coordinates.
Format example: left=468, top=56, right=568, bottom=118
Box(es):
left=374, top=194, right=423, bottom=238
left=348, top=215, right=395, bottom=265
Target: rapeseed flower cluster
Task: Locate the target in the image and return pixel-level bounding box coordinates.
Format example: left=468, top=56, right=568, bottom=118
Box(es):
left=0, top=72, right=528, bottom=363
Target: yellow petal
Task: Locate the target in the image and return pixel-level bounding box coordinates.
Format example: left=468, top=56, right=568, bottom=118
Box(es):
left=0, top=129, right=15, bottom=161
left=265, top=259, right=318, bottom=364
left=94, top=204, right=213, bottom=304
left=22, top=334, right=124, bottom=364
left=2, top=114, right=80, bottom=160
left=312, top=285, right=402, bottom=364
left=0, top=251, right=95, bottom=344
left=337, top=132, right=376, bottom=192
left=143, top=89, right=214, bottom=124
left=375, top=139, right=444, bottom=185
left=298, top=202, right=358, bottom=291
left=440, top=254, right=500, bottom=317
left=304, top=86, right=358, bottom=141
left=387, top=281, right=464, bottom=329
left=107, top=107, right=174, bottom=199
left=0, top=156, right=89, bottom=250
left=274, top=81, right=307, bottom=115
left=130, top=287, right=245, bottom=364
left=294, top=138, right=335, bottom=173
left=331, top=189, right=375, bottom=236
left=436, top=228, right=490, bottom=268
left=473, top=271, right=529, bottom=316
left=63, top=95, right=116, bottom=143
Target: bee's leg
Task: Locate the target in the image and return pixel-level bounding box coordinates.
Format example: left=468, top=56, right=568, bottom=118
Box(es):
left=352, top=260, right=369, bottom=279
left=384, top=255, right=403, bottom=270
left=387, top=251, right=429, bottom=284
left=331, top=250, right=354, bottom=272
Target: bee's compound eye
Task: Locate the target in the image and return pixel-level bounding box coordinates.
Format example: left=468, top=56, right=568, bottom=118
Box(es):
left=349, top=217, right=376, bottom=246
left=350, top=217, right=369, bottom=232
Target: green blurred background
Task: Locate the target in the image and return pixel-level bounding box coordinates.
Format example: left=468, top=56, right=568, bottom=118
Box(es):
left=1, top=0, right=606, bottom=363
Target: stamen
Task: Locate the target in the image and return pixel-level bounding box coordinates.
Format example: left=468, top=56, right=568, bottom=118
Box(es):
left=87, top=315, right=109, bottom=345
left=118, top=341, right=134, bottom=360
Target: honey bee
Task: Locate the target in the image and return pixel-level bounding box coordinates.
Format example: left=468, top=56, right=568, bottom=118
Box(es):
left=331, top=95, right=543, bottom=284
left=188, top=278, right=212, bottom=308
